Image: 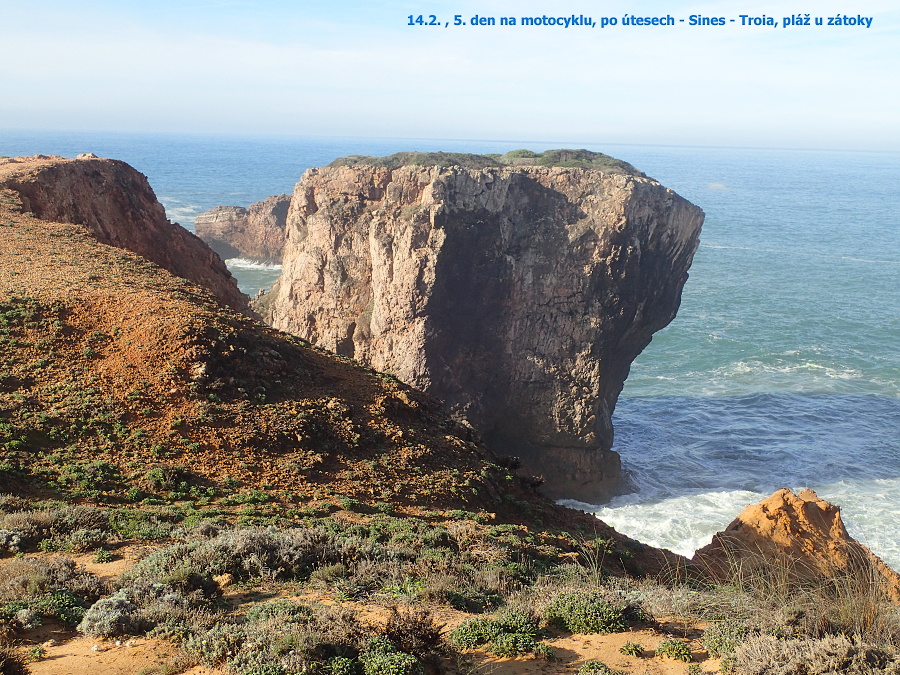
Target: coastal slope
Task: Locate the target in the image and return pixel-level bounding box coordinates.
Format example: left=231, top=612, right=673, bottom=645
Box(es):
left=0, top=153, right=679, bottom=572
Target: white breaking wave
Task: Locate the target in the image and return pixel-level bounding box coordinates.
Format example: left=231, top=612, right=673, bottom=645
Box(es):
left=225, top=258, right=282, bottom=271
left=565, top=480, right=900, bottom=570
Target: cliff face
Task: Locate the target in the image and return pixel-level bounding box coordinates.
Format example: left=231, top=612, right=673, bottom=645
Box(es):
left=195, top=194, right=290, bottom=263
left=264, top=159, right=704, bottom=501
left=2, top=155, right=250, bottom=314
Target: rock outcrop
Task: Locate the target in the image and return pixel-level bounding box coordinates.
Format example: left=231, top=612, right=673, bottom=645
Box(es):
left=263, top=151, right=704, bottom=501
left=195, top=194, right=290, bottom=264
left=1, top=154, right=250, bottom=314
left=693, top=489, right=900, bottom=602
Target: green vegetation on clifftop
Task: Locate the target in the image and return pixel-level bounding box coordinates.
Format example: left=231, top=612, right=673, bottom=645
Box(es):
left=329, top=149, right=646, bottom=176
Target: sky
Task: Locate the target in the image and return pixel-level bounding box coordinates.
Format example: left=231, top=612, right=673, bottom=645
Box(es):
left=1, top=0, right=898, bottom=150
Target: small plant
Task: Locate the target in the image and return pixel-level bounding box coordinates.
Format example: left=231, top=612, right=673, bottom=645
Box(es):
left=27, top=646, right=46, bottom=662
left=579, top=661, right=622, bottom=675
left=655, top=638, right=692, bottom=662
left=77, top=589, right=139, bottom=636
left=93, top=549, right=114, bottom=563
left=619, top=641, right=643, bottom=656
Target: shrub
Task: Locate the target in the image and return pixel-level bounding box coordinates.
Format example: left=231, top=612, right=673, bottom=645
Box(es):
left=703, top=619, right=749, bottom=658
left=183, top=622, right=246, bottom=665
left=489, top=631, right=537, bottom=657
left=359, top=638, right=422, bottom=675
left=245, top=599, right=312, bottom=624
left=384, top=606, right=443, bottom=662
left=579, top=661, right=622, bottom=675
left=0, top=556, right=108, bottom=605
left=92, top=549, right=114, bottom=563
left=327, top=656, right=356, bottom=675
left=492, top=608, right=540, bottom=637
left=448, top=609, right=548, bottom=658
left=66, top=528, right=106, bottom=552
left=448, top=617, right=499, bottom=649
left=0, top=530, right=20, bottom=553
left=655, top=638, right=692, bottom=662
left=0, top=643, right=28, bottom=675
left=78, top=590, right=138, bottom=636
left=732, top=634, right=898, bottom=675
left=543, top=592, right=628, bottom=634
left=78, top=582, right=198, bottom=638
left=15, top=608, right=40, bottom=629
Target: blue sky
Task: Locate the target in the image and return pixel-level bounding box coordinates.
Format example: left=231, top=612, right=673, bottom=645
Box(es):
left=2, top=0, right=898, bottom=149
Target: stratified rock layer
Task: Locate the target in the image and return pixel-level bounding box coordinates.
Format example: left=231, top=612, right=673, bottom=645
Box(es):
left=264, top=159, right=704, bottom=501
left=694, top=489, right=900, bottom=602
left=195, top=194, right=290, bottom=263
left=2, top=155, right=250, bottom=314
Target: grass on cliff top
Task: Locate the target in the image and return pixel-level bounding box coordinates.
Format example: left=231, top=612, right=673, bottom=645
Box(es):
left=328, top=149, right=646, bottom=176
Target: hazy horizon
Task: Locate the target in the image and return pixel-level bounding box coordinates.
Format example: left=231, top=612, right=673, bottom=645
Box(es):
left=2, top=0, right=898, bottom=152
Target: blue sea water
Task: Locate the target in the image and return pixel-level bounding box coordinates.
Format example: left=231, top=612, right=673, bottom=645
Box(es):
left=3, top=130, right=898, bottom=568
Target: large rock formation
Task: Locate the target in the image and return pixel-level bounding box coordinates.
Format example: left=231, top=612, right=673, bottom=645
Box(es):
left=195, top=194, right=290, bottom=263
left=1, top=154, right=250, bottom=314
left=694, top=489, right=900, bottom=602
left=263, top=151, right=704, bottom=501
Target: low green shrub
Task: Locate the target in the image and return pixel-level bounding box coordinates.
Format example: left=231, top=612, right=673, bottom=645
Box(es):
left=359, top=637, right=422, bottom=675
left=543, top=591, right=628, bottom=634
left=449, top=609, right=549, bottom=658
left=488, top=631, right=537, bottom=657
left=448, top=617, right=499, bottom=649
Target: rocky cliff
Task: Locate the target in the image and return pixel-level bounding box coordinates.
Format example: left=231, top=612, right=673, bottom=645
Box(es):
left=263, top=151, right=704, bottom=501
left=694, top=489, right=900, bottom=602
left=1, top=154, right=250, bottom=314
left=195, top=194, right=290, bottom=263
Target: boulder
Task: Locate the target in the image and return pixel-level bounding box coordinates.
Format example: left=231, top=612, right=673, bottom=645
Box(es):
left=693, top=488, right=900, bottom=602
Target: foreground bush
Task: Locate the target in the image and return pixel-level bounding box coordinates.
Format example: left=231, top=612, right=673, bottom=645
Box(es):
left=449, top=608, right=552, bottom=658
left=542, top=591, right=632, bottom=634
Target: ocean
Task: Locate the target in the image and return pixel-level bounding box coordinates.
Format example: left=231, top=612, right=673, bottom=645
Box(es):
left=3, top=130, right=898, bottom=568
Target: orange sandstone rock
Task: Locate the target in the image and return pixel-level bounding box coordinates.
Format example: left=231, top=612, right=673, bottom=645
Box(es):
left=693, top=488, right=900, bottom=602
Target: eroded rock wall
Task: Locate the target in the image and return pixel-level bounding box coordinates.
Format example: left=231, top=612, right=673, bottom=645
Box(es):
left=4, top=155, right=250, bottom=314
left=265, top=162, right=703, bottom=501
left=195, top=194, right=290, bottom=263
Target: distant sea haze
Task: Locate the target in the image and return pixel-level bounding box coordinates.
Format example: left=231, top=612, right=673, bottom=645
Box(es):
left=5, top=131, right=899, bottom=568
